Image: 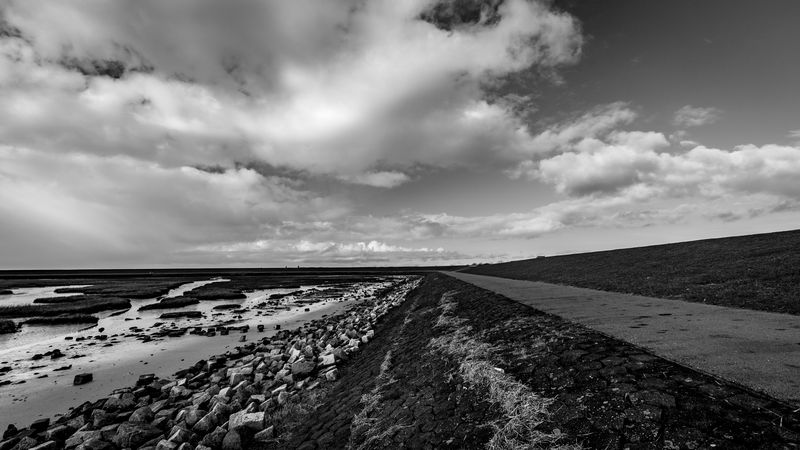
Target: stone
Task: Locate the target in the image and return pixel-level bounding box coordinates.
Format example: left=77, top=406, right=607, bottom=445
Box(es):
left=129, top=406, right=154, bottom=424
left=200, top=427, right=225, bottom=448
left=137, top=374, right=156, bottom=386
left=111, top=422, right=162, bottom=448
left=319, top=353, right=335, bottom=366
left=277, top=391, right=289, bottom=405
left=191, top=414, right=216, bottom=435
left=44, top=425, right=70, bottom=441
left=221, top=430, right=242, bottom=450
left=228, top=411, right=265, bottom=431
left=29, top=418, right=50, bottom=433
left=291, top=360, right=315, bottom=377
left=104, top=394, right=136, bottom=411
left=29, top=442, right=57, bottom=450
left=73, top=373, right=93, bottom=385
left=65, top=430, right=103, bottom=448
left=12, top=437, right=40, bottom=450
left=325, top=368, right=338, bottom=381
left=3, top=425, right=17, bottom=440
left=253, top=426, right=274, bottom=442
left=76, top=437, right=114, bottom=450
left=155, top=440, right=177, bottom=450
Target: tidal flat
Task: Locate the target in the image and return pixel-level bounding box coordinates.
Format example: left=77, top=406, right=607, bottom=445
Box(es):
left=0, top=270, right=407, bottom=431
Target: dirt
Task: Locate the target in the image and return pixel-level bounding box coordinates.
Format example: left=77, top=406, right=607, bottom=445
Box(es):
left=466, top=228, right=800, bottom=315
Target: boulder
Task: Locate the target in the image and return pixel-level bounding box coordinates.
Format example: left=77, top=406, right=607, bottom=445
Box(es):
left=65, top=430, right=103, bottom=448
left=228, top=411, right=265, bottom=431
left=73, top=373, right=93, bottom=385
left=29, top=418, right=49, bottom=433
left=129, top=406, right=154, bottom=424
left=291, top=360, right=315, bottom=377
left=221, top=430, right=242, bottom=450
left=111, top=422, right=162, bottom=448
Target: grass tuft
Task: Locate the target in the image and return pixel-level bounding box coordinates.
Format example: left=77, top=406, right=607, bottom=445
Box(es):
left=431, top=292, right=580, bottom=450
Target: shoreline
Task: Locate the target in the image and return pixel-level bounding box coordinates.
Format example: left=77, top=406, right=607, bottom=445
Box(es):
left=0, top=297, right=357, bottom=431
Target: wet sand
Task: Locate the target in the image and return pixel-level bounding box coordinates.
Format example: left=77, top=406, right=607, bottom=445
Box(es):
left=0, top=297, right=359, bottom=431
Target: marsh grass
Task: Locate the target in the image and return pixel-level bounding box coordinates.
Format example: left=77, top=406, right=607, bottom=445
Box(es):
left=22, top=314, right=98, bottom=325
left=431, top=293, right=580, bottom=450
left=0, top=297, right=130, bottom=318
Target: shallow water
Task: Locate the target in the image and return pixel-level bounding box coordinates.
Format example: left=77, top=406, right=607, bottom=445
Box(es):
left=0, top=277, right=398, bottom=382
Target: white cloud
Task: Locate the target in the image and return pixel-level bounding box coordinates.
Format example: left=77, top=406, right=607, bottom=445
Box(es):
left=0, top=146, right=346, bottom=266
left=0, top=0, right=582, bottom=177
left=338, top=171, right=411, bottom=188
left=673, top=105, right=721, bottom=128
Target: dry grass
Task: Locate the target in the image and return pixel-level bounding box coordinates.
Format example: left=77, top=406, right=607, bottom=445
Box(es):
left=431, top=293, right=580, bottom=450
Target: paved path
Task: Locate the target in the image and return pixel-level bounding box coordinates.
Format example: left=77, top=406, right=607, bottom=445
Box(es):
left=445, top=271, right=800, bottom=405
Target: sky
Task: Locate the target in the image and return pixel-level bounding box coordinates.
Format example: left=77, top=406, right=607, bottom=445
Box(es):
left=1, top=0, right=800, bottom=268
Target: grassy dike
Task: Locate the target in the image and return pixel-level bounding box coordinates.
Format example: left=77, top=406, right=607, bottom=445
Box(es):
left=466, top=228, right=800, bottom=315
left=282, top=274, right=799, bottom=449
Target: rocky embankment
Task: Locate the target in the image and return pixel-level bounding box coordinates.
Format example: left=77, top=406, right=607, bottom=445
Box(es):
left=0, top=278, right=420, bottom=450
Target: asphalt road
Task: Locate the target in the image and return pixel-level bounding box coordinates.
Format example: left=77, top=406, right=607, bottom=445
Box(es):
left=445, top=271, right=800, bottom=406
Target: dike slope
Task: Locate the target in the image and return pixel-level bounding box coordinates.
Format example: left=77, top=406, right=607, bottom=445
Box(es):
left=465, top=228, right=800, bottom=315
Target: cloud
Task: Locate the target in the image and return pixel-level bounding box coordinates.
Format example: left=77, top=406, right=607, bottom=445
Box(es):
left=532, top=130, right=800, bottom=202
left=338, top=171, right=411, bottom=188
left=0, top=146, right=346, bottom=266
left=505, top=102, right=637, bottom=178
left=0, top=0, right=582, bottom=177
left=673, top=105, right=721, bottom=128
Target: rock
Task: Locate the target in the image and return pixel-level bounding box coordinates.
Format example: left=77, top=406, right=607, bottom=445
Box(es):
left=29, top=442, right=57, bottom=450
left=11, top=437, right=38, bottom=450
left=104, top=393, right=135, bottom=411
left=75, top=437, right=114, bottom=450
left=319, top=353, right=335, bottom=366
left=191, top=413, right=216, bottom=435
left=2, top=425, right=17, bottom=440
left=111, top=422, right=162, bottom=448
left=325, top=368, right=338, bottom=381
left=44, top=425, right=70, bottom=441
left=200, top=427, right=226, bottom=448
left=129, top=406, right=154, bottom=424
left=137, top=374, right=156, bottom=387
left=73, top=373, right=93, bottom=385
left=291, top=360, right=315, bottom=377
left=277, top=391, right=289, bottom=405
left=221, top=430, right=242, bottom=450
left=228, top=411, right=265, bottom=431
left=91, top=410, right=111, bottom=428
left=65, top=430, right=103, bottom=448
left=155, top=440, right=177, bottom=450
left=253, top=426, right=274, bottom=442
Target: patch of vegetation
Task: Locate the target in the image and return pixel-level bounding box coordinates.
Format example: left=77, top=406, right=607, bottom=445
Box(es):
left=467, top=228, right=800, bottom=315
left=430, top=294, right=572, bottom=450
left=0, top=297, right=130, bottom=318
left=33, top=295, right=85, bottom=304
left=22, top=315, right=98, bottom=325
left=138, top=296, right=199, bottom=311
left=0, top=319, right=17, bottom=334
